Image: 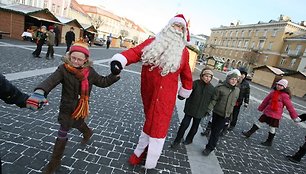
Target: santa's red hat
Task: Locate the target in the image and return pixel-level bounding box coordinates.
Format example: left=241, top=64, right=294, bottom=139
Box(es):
left=168, top=14, right=190, bottom=42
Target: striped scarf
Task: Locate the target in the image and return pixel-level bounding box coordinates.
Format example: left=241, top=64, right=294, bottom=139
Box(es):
left=64, top=63, right=90, bottom=120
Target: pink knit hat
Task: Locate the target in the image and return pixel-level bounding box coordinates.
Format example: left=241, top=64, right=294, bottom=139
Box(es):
left=277, top=79, right=288, bottom=88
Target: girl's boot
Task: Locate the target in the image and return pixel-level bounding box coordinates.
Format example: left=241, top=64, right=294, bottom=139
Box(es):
left=78, top=123, right=93, bottom=144
left=242, top=124, right=259, bottom=138
left=261, top=132, right=275, bottom=146
left=43, top=138, right=67, bottom=174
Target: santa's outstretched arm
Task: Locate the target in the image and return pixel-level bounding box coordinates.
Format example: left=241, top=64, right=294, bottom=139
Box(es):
left=178, top=50, right=193, bottom=98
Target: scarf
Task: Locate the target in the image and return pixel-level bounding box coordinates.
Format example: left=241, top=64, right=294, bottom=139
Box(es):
left=271, top=90, right=280, bottom=111
left=64, top=63, right=90, bottom=120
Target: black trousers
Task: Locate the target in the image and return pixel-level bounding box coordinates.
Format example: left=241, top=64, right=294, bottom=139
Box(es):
left=206, top=112, right=227, bottom=150
left=174, top=114, right=201, bottom=143
left=230, top=105, right=242, bottom=127
left=66, top=42, right=72, bottom=52
left=46, top=45, right=54, bottom=58
left=32, top=42, right=44, bottom=56
left=55, top=37, right=59, bottom=46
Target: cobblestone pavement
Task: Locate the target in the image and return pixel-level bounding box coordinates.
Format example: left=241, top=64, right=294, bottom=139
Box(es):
left=1, top=38, right=306, bottom=174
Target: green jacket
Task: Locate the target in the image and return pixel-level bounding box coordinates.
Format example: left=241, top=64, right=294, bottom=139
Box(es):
left=207, top=82, right=240, bottom=118
left=184, top=80, right=215, bottom=118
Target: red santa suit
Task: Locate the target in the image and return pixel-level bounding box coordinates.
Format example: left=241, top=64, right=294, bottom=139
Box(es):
left=111, top=14, right=193, bottom=169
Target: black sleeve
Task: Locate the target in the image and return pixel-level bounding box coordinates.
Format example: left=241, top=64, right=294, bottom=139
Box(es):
left=0, top=74, right=29, bottom=108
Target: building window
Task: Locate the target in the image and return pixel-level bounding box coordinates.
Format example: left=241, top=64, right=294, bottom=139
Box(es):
left=229, top=31, right=233, bottom=37
left=258, top=40, right=265, bottom=49
left=255, top=30, right=259, bottom=36
left=291, top=59, right=296, bottom=67
left=263, top=30, right=268, bottom=37
left=248, top=30, right=252, bottom=37
left=303, top=49, right=306, bottom=57
left=232, top=40, right=236, bottom=47
left=241, top=30, right=245, bottom=37
left=52, top=3, right=55, bottom=12
left=235, top=31, right=239, bottom=37
left=244, top=40, right=249, bottom=48
left=285, top=44, right=290, bottom=52
left=272, top=29, right=278, bottom=37
left=43, top=0, right=48, bottom=8
left=251, top=41, right=255, bottom=48
left=238, top=40, right=242, bottom=47
left=280, top=57, right=286, bottom=65
left=56, top=5, right=60, bottom=14
left=296, top=45, right=302, bottom=54
left=268, top=42, right=273, bottom=50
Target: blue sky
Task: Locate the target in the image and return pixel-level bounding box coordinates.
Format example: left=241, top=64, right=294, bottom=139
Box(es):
left=77, top=0, right=306, bottom=35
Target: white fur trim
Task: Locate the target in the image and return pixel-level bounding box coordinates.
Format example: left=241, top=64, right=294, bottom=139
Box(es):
left=134, top=131, right=150, bottom=157
left=145, top=137, right=165, bottom=169
left=110, top=53, right=127, bottom=68
left=168, top=17, right=186, bottom=28
left=178, top=86, right=192, bottom=98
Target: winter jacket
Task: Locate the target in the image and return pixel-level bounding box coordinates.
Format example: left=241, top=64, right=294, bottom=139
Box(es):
left=237, top=79, right=250, bottom=105
left=207, top=82, right=240, bottom=118
left=35, top=62, right=120, bottom=128
left=65, top=31, right=75, bottom=44
left=46, top=31, right=55, bottom=46
left=0, top=73, right=29, bottom=108
left=184, top=80, right=215, bottom=118
left=112, top=38, right=193, bottom=138
left=258, top=90, right=298, bottom=120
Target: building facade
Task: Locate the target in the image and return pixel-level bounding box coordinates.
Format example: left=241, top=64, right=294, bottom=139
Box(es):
left=204, top=15, right=306, bottom=73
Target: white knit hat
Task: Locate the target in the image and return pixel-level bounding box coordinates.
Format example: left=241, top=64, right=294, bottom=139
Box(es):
left=277, top=79, right=288, bottom=88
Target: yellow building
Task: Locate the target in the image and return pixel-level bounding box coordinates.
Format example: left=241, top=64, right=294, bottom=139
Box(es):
left=204, top=15, right=306, bottom=73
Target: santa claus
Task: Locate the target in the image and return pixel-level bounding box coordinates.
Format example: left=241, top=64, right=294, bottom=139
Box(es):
left=110, top=14, right=193, bottom=169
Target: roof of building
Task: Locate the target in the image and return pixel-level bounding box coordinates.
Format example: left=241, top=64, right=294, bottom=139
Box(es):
left=80, top=4, right=120, bottom=21
left=253, top=65, right=285, bottom=75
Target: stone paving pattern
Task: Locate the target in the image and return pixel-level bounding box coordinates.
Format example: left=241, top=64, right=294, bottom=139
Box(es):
left=0, top=38, right=306, bottom=174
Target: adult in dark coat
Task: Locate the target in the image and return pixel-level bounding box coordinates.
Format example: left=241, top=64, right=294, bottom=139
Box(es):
left=0, top=73, right=29, bottom=172
left=65, top=27, right=75, bottom=52
left=286, top=113, right=306, bottom=163
left=54, top=25, right=60, bottom=46
left=0, top=74, right=29, bottom=108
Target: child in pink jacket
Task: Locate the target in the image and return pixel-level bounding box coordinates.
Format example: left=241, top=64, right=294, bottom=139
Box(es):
left=242, top=79, right=300, bottom=146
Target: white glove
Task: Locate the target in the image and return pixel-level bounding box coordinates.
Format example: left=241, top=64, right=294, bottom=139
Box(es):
left=244, top=103, right=248, bottom=108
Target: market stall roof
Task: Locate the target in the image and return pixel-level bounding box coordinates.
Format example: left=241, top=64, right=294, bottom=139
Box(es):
left=29, top=15, right=62, bottom=25
left=56, top=16, right=83, bottom=28
left=253, top=65, right=285, bottom=75
left=80, top=23, right=97, bottom=33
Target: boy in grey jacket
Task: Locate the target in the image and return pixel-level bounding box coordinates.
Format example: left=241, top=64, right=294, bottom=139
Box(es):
left=202, top=69, right=240, bottom=156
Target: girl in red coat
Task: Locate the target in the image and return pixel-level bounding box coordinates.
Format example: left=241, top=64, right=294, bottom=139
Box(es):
left=242, top=79, right=300, bottom=146
left=110, top=14, right=193, bottom=169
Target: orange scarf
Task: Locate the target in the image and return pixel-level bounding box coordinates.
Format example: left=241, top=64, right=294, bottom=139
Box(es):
left=64, top=63, right=90, bottom=120
left=271, top=90, right=280, bottom=111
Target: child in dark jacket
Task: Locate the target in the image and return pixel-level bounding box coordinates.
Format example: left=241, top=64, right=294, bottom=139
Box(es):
left=242, top=79, right=300, bottom=146
left=286, top=113, right=306, bottom=163
left=171, top=67, right=215, bottom=148
left=26, top=40, right=120, bottom=173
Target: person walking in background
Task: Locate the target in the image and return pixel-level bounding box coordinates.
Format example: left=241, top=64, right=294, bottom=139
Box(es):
left=54, top=25, right=60, bottom=46
left=202, top=69, right=240, bottom=156
left=242, top=79, right=300, bottom=146
left=45, top=26, right=56, bottom=60
left=286, top=113, right=306, bottom=163
left=106, top=34, right=112, bottom=49
left=65, top=27, right=75, bottom=52
left=26, top=40, right=120, bottom=173
left=32, top=26, right=47, bottom=58
left=171, top=67, right=215, bottom=148
left=228, top=67, right=250, bottom=131
left=110, top=14, right=193, bottom=169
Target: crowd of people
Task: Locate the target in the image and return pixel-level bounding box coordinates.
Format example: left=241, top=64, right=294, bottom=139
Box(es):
left=2, top=13, right=305, bottom=173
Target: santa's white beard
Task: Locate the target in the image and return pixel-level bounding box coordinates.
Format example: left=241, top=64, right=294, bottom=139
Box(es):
left=141, top=25, right=186, bottom=76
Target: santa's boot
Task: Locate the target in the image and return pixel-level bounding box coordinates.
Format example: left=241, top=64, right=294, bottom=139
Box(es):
left=77, top=123, right=93, bottom=144
left=242, top=124, right=259, bottom=138
left=128, top=147, right=148, bottom=165
left=201, top=121, right=212, bottom=137
left=286, top=143, right=306, bottom=163
left=261, top=132, right=275, bottom=146
left=43, top=138, right=67, bottom=174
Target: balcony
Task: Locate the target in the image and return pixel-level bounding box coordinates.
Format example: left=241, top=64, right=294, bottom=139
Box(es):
left=287, top=50, right=302, bottom=57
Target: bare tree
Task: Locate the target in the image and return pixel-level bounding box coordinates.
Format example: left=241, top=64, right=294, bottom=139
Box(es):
left=91, top=16, right=104, bottom=30
left=120, top=29, right=129, bottom=39
left=243, top=50, right=259, bottom=65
